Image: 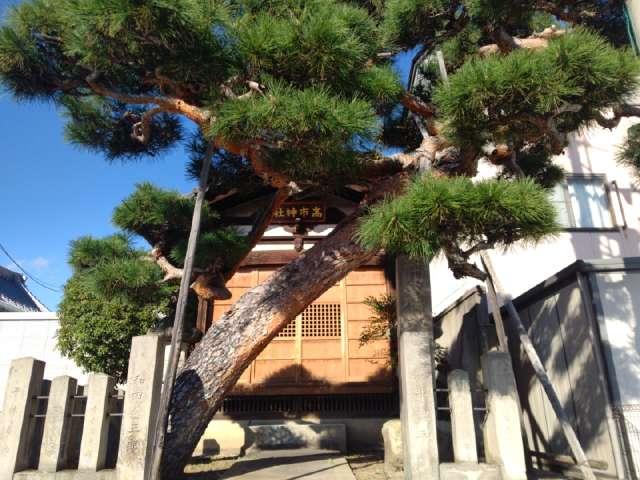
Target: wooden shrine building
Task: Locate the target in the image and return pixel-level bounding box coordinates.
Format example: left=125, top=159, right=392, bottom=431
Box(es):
left=196, top=189, right=398, bottom=420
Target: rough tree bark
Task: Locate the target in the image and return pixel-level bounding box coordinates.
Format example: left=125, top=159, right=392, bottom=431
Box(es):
left=162, top=174, right=407, bottom=476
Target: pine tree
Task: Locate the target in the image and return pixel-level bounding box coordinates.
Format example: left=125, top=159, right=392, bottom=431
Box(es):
left=2, top=0, right=639, bottom=475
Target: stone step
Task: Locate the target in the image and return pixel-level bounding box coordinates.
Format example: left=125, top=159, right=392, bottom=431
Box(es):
left=440, top=462, right=502, bottom=480
left=247, top=422, right=347, bottom=453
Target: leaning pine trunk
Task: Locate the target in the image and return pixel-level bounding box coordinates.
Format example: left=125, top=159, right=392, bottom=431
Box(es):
left=161, top=214, right=376, bottom=475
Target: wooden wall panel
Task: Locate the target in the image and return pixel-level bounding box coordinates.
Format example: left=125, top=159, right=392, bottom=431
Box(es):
left=260, top=340, right=296, bottom=360
left=314, top=287, right=342, bottom=303
left=301, top=340, right=342, bottom=359
left=346, top=269, right=386, bottom=285
left=301, top=359, right=344, bottom=382
left=347, top=284, right=387, bottom=303
left=347, top=320, right=371, bottom=339
left=238, top=364, right=252, bottom=384
left=212, top=305, right=226, bottom=321
left=257, top=269, right=277, bottom=282
left=253, top=359, right=299, bottom=383
left=346, top=303, right=374, bottom=321
left=348, top=339, right=389, bottom=359
left=226, top=270, right=256, bottom=287
left=348, top=359, right=391, bottom=382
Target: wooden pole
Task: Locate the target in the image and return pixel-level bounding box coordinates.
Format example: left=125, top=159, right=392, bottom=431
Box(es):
left=147, top=143, right=214, bottom=480
left=479, top=253, right=597, bottom=480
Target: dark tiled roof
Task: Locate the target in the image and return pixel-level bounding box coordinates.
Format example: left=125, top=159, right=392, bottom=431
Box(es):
left=0, top=266, right=47, bottom=312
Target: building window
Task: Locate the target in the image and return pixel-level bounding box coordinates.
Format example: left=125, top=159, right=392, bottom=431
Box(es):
left=277, top=320, right=297, bottom=338
left=301, top=303, right=341, bottom=338
left=276, top=303, right=342, bottom=339
left=551, top=175, right=615, bottom=230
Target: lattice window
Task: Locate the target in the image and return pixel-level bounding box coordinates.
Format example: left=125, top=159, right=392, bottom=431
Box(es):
left=276, top=320, right=297, bottom=338
left=301, top=303, right=341, bottom=338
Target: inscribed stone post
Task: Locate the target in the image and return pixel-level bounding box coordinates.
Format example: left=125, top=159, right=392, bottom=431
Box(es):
left=482, top=352, right=526, bottom=480
left=0, top=357, right=45, bottom=478
left=116, top=335, right=164, bottom=480
left=39, top=375, right=78, bottom=472
left=448, top=369, right=478, bottom=463
left=79, top=373, right=115, bottom=471
left=395, top=254, right=439, bottom=479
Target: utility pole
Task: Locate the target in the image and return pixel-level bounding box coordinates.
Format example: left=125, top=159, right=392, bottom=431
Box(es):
left=147, top=143, right=214, bottom=480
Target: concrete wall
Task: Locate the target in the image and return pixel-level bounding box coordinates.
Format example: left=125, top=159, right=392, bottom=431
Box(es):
left=430, top=118, right=640, bottom=315
left=0, top=312, right=85, bottom=403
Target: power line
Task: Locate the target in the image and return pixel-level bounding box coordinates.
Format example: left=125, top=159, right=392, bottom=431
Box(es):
left=0, top=242, right=60, bottom=292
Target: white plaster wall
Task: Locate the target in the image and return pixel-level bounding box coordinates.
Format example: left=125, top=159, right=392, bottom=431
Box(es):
left=431, top=118, right=640, bottom=314
left=595, top=271, right=640, bottom=405
left=0, top=312, right=86, bottom=404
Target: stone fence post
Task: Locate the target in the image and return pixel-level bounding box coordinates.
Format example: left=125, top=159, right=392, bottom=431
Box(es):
left=79, top=373, right=115, bottom=471
left=116, top=335, right=165, bottom=480
left=482, top=352, right=527, bottom=480
left=448, top=369, right=478, bottom=463
left=38, top=375, right=77, bottom=472
left=0, top=357, right=45, bottom=479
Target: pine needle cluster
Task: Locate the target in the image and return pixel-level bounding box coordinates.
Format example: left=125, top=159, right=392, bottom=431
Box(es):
left=435, top=29, right=640, bottom=148
left=357, top=175, right=559, bottom=259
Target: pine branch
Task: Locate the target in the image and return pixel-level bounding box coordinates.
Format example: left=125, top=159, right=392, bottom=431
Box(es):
left=546, top=103, right=582, bottom=153
left=594, top=104, right=640, bottom=129
left=131, top=107, right=166, bottom=144
left=85, top=72, right=211, bottom=126
left=392, top=135, right=445, bottom=170
left=401, top=93, right=438, bottom=135
left=150, top=246, right=186, bottom=281
left=479, top=26, right=566, bottom=56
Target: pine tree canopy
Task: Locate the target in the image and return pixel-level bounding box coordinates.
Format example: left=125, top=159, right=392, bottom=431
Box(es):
left=3, top=0, right=640, bottom=376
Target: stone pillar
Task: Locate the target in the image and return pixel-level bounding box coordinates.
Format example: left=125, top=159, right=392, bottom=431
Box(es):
left=448, top=370, right=478, bottom=463
left=0, top=357, right=45, bottom=478
left=39, top=375, right=78, bottom=472
left=79, top=373, right=115, bottom=471
left=482, top=352, right=526, bottom=480
left=395, top=255, right=439, bottom=480
left=117, top=335, right=165, bottom=480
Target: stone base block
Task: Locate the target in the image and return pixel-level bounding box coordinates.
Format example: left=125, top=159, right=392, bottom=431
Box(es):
left=440, top=463, right=501, bottom=480
left=381, top=420, right=403, bottom=480
left=247, top=422, right=346, bottom=452
left=194, top=420, right=249, bottom=458
left=381, top=419, right=454, bottom=479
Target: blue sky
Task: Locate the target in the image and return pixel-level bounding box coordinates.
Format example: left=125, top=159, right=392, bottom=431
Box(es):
left=0, top=0, right=416, bottom=310
left=0, top=95, right=196, bottom=309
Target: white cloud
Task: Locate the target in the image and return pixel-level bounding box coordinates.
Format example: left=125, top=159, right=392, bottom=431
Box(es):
left=30, top=257, right=50, bottom=270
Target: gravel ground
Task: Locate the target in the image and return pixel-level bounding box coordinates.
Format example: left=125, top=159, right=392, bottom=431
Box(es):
left=346, top=452, right=386, bottom=480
